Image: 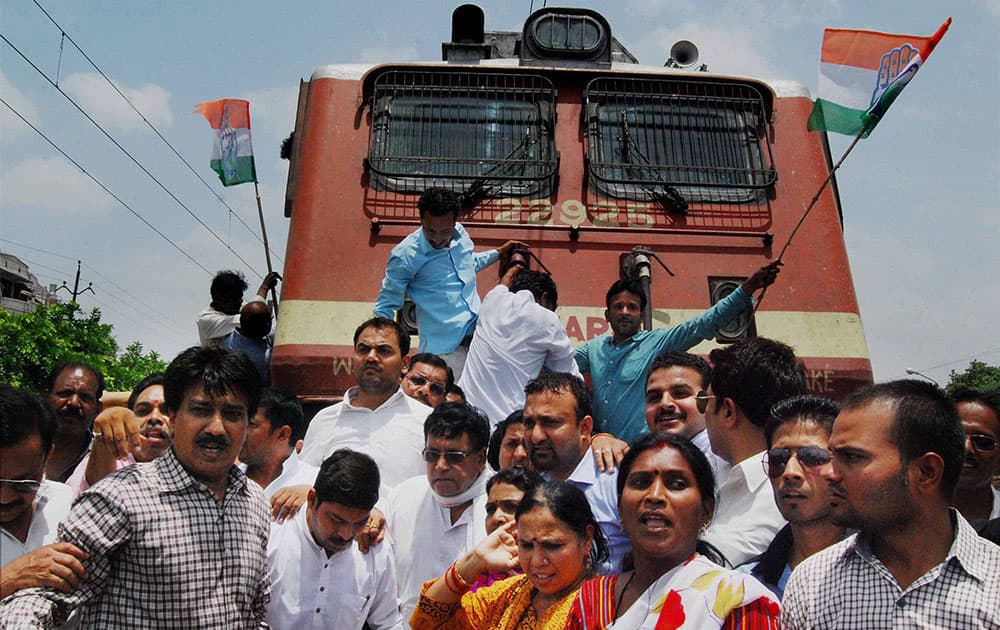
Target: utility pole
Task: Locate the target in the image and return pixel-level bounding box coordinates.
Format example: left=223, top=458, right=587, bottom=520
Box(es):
left=54, top=260, right=95, bottom=305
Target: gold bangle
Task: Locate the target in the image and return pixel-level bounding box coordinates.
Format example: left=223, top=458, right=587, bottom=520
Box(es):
left=592, top=432, right=615, bottom=441
left=450, top=562, right=472, bottom=589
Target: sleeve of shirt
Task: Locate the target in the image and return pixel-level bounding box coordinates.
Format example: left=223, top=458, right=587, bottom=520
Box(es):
left=198, top=310, right=240, bottom=346
left=367, top=549, right=405, bottom=630
left=473, top=249, right=499, bottom=272
left=647, top=286, right=752, bottom=354
left=251, top=559, right=271, bottom=628
left=0, top=489, right=132, bottom=627
left=543, top=319, right=583, bottom=378
left=720, top=597, right=782, bottom=629
left=573, top=340, right=591, bottom=374
left=374, top=245, right=416, bottom=319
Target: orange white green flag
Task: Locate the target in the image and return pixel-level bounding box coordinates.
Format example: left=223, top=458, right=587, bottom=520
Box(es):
left=807, top=18, right=951, bottom=137
left=194, top=99, right=257, bottom=186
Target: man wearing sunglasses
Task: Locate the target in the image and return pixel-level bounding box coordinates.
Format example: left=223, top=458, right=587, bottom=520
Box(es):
left=949, top=388, right=1000, bottom=526
left=383, top=401, right=490, bottom=621
left=0, top=385, right=81, bottom=601
left=402, top=352, right=453, bottom=408
left=700, top=337, right=808, bottom=567
left=740, top=395, right=846, bottom=597
left=783, top=380, right=1000, bottom=629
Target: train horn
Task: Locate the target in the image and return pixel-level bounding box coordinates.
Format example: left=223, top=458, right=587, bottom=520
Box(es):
left=665, top=40, right=699, bottom=68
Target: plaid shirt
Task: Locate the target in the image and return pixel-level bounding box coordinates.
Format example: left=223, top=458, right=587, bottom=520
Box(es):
left=782, top=510, right=1000, bottom=629
left=0, top=448, right=271, bottom=628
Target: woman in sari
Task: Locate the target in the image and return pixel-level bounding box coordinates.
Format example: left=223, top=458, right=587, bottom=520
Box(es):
left=410, top=480, right=608, bottom=629
left=569, top=433, right=781, bottom=629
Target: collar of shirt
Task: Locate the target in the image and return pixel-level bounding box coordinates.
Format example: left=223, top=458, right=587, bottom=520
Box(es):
left=547, top=447, right=599, bottom=488
left=416, top=222, right=467, bottom=254
left=603, top=329, right=652, bottom=349
left=158, top=447, right=248, bottom=498
left=727, top=451, right=769, bottom=494
left=343, top=386, right=409, bottom=414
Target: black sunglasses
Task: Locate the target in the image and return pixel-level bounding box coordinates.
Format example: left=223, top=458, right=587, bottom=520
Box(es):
left=968, top=433, right=998, bottom=453
left=694, top=391, right=715, bottom=414
left=408, top=374, right=446, bottom=397
left=0, top=479, right=42, bottom=494
left=763, top=446, right=832, bottom=478
left=422, top=448, right=474, bottom=465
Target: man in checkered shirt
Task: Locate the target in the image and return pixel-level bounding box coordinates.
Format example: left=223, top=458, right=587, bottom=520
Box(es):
left=782, top=380, right=1000, bottom=628
left=0, top=346, right=271, bottom=628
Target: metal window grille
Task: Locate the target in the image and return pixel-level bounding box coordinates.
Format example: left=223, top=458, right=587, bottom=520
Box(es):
left=584, top=77, right=776, bottom=206
left=367, top=70, right=558, bottom=199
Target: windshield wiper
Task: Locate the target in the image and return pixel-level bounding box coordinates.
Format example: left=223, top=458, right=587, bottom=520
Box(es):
left=618, top=111, right=688, bottom=214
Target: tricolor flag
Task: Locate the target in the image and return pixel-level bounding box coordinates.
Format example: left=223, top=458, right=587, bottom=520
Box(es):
left=194, top=99, right=257, bottom=186
left=808, top=18, right=951, bottom=137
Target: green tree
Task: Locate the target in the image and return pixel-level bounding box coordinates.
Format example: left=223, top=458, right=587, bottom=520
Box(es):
left=945, top=360, right=1000, bottom=393
left=0, top=302, right=165, bottom=394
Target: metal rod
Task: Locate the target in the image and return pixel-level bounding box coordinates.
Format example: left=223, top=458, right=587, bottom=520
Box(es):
left=254, top=181, right=279, bottom=317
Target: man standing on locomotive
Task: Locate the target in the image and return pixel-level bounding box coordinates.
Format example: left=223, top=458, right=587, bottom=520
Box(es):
left=373, top=187, right=524, bottom=379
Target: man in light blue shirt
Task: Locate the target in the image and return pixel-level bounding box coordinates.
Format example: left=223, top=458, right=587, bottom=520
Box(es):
left=574, top=262, right=780, bottom=444
left=373, top=188, right=523, bottom=378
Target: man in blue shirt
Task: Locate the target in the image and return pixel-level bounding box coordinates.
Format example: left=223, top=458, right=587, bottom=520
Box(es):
left=374, top=188, right=523, bottom=378
left=574, top=262, right=780, bottom=444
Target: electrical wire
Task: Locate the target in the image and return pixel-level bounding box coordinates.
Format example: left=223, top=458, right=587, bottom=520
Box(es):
left=0, top=32, right=264, bottom=279
left=1, top=96, right=213, bottom=275
left=30, top=0, right=283, bottom=267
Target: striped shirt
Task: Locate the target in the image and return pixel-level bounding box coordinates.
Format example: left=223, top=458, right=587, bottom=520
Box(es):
left=0, top=448, right=271, bottom=628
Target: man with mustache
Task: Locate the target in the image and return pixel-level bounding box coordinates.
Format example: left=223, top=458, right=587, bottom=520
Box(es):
left=401, top=352, right=453, bottom=408
left=373, top=187, right=524, bottom=379
left=300, top=317, right=430, bottom=498
left=265, top=449, right=403, bottom=630
left=783, top=380, right=1000, bottom=629
left=574, top=262, right=781, bottom=445
left=43, top=362, right=104, bottom=483
left=1, top=346, right=271, bottom=628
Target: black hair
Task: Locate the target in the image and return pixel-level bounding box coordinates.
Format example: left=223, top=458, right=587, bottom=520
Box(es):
left=446, top=384, right=465, bottom=401
left=258, top=388, right=306, bottom=445
left=127, top=373, right=165, bottom=410
left=617, top=432, right=716, bottom=511
left=524, top=371, right=592, bottom=422
left=765, top=394, right=840, bottom=447
left=353, top=316, right=411, bottom=357
left=44, top=361, right=105, bottom=399
left=210, top=270, right=248, bottom=303
left=162, top=346, right=262, bottom=417
left=511, top=269, right=558, bottom=308
left=487, top=410, right=525, bottom=471
left=708, top=337, right=807, bottom=428
left=486, top=467, right=544, bottom=496
left=949, top=388, right=1000, bottom=423
left=417, top=187, right=461, bottom=219
left=647, top=351, right=711, bottom=390
left=605, top=278, right=646, bottom=312
left=410, top=352, right=455, bottom=389
left=516, top=481, right=610, bottom=570
left=842, top=379, right=966, bottom=498
left=0, top=384, right=57, bottom=453
left=313, top=449, right=380, bottom=510
left=424, top=401, right=491, bottom=452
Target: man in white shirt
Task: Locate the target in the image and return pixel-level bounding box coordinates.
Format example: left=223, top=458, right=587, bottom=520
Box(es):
left=197, top=269, right=279, bottom=347
left=701, top=337, right=807, bottom=567
left=460, top=265, right=580, bottom=428
left=644, top=351, right=730, bottom=482
left=401, top=353, right=452, bottom=409
left=522, top=371, right=630, bottom=574
left=0, top=385, right=81, bottom=600
left=383, top=402, right=490, bottom=621
left=266, top=449, right=403, bottom=630
left=300, top=317, right=430, bottom=498
left=241, top=388, right=318, bottom=499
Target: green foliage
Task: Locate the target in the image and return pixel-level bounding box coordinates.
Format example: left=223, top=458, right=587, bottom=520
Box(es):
left=945, top=360, right=1000, bottom=394
left=0, top=302, right=165, bottom=395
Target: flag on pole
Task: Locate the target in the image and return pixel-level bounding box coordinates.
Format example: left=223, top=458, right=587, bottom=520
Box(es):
left=194, top=99, right=257, bottom=186
left=808, top=18, right=951, bottom=137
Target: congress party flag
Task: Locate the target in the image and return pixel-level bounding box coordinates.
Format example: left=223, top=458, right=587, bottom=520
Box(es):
left=808, top=18, right=951, bottom=137
left=195, top=99, right=257, bottom=186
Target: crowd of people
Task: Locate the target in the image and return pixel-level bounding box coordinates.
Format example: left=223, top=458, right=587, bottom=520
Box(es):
left=2, top=188, right=998, bottom=628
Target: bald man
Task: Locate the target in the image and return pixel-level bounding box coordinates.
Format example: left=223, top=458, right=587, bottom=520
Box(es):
left=224, top=301, right=274, bottom=386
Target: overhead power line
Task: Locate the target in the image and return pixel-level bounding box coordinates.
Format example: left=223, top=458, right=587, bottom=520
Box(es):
left=0, top=32, right=264, bottom=279
left=1, top=96, right=213, bottom=275
left=30, top=0, right=283, bottom=267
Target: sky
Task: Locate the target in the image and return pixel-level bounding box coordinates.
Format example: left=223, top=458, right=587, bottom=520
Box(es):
left=1, top=0, right=998, bottom=386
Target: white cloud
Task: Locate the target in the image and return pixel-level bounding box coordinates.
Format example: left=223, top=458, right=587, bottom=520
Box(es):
left=238, top=86, right=299, bottom=150
left=62, top=72, right=173, bottom=132
left=1, top=156, right=115, bottom=214
left=0, top=71, right=40, bottom=142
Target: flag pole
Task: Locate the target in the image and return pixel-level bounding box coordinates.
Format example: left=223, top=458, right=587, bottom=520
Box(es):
left=254, top=181, right=279, bottom=317
left=754, top=126, right=867, bottom=314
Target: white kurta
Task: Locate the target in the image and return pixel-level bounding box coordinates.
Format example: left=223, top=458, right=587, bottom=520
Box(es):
left=300, top=388, right=430, bottom=498
left=383, top=474, right=488, bottom=622
left=241, top=451, right=319, bottom=499
left=459, top=284, right=581, bottom=428
left=702, top=451, right=786, bottom=567
left=0, top=480, right=74, bottom=564
left=266, top=508, right=404, bottom=630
